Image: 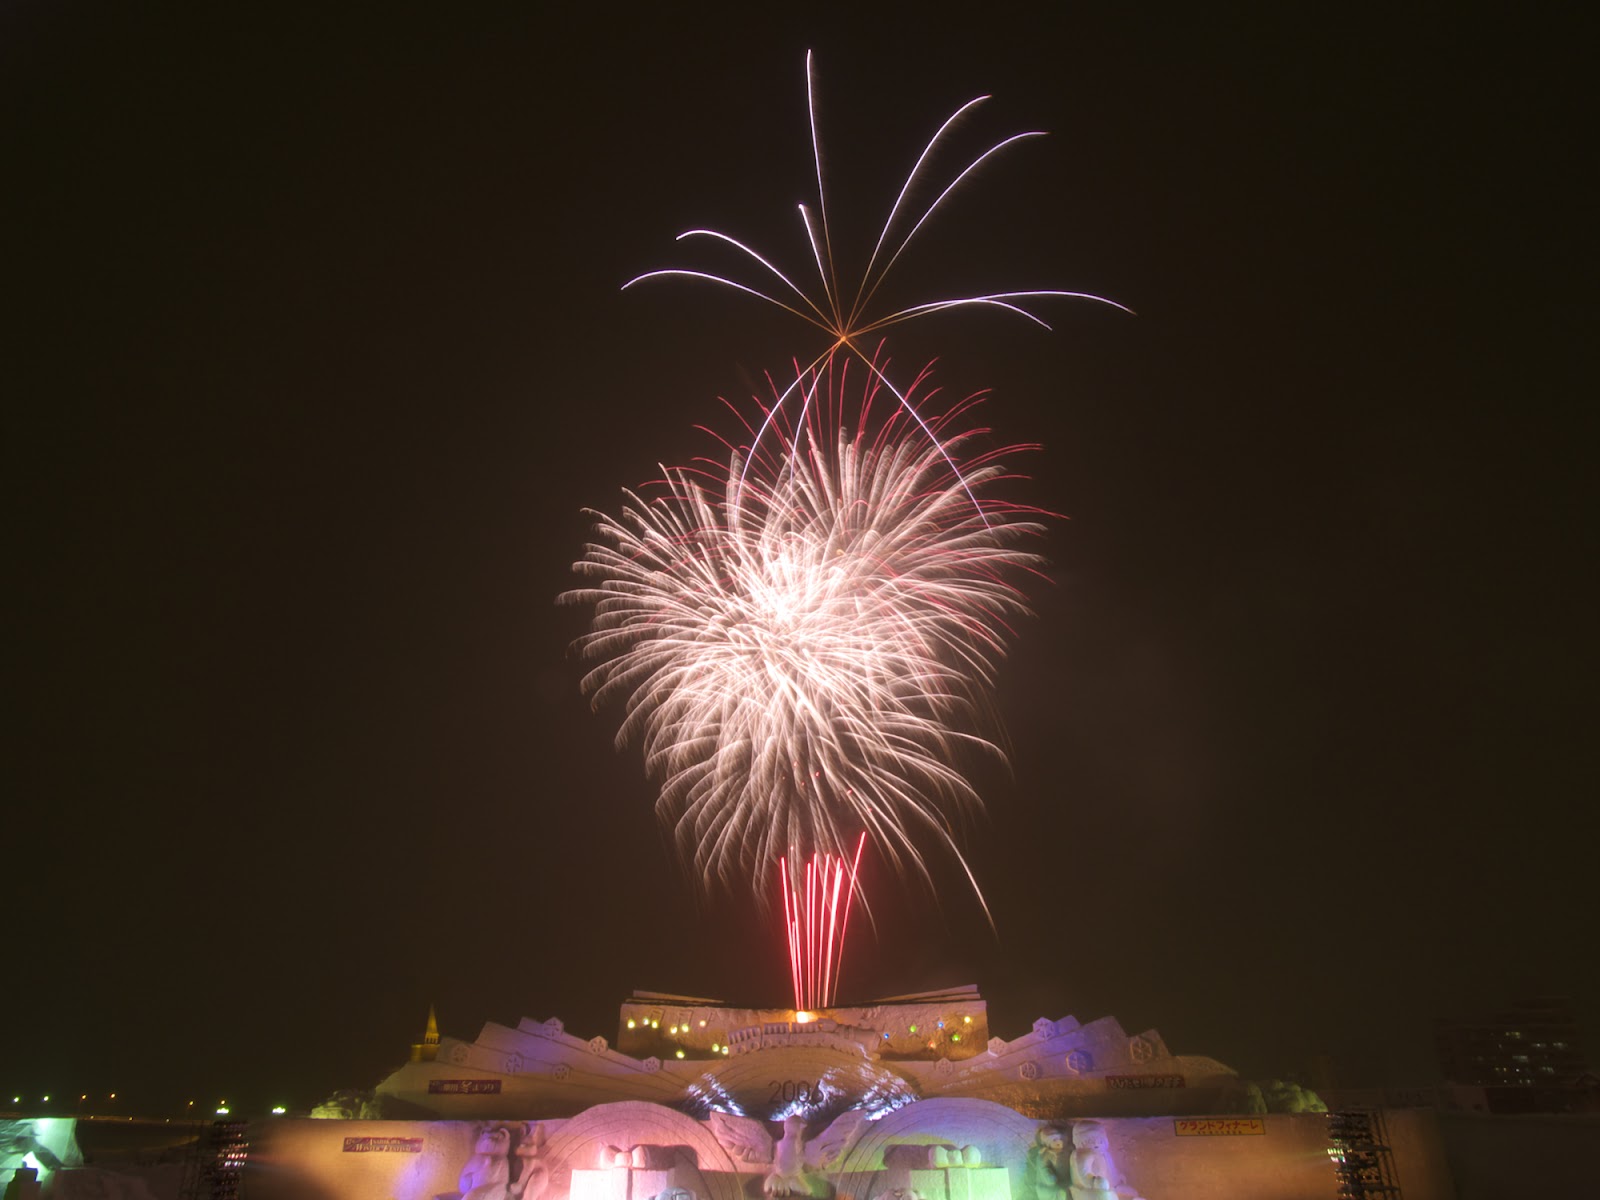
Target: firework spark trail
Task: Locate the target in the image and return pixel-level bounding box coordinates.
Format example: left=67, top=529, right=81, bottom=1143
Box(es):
left=623, top=50, right=1131, bottom=498
left=563, top=355, right=1050, bottom=915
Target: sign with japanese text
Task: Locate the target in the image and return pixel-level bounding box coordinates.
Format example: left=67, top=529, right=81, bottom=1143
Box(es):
left=342, top=1136, right=424, bottom=1153
left=1173, top=1118, right=1266, bottom=1137
left=1105, top=1074, right=1186, bottom=1089
left=427, top=1079, right=503, bottom=1095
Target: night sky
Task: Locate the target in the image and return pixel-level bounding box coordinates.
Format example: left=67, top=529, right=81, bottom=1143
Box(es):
left=6, top=4, right=1592, bottom=1117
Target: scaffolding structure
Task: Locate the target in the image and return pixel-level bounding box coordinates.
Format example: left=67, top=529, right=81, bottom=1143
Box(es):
left=1327, top=1109, right=1403, bottom=1200
left=178, top=1119, right=249, bottom=1200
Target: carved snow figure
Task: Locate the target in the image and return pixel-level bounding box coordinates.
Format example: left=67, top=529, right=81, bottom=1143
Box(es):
left=460, top=1122, right=513, bottom=1200
left=1066, top=1122, right=1142, bottom=1200
left=709, top=1111, right=869, bottom=1196
left=1024, top=1127, right=1069, bottom=1200
left=598, top=1146, right=635, bottom=1169
left=512, top=1122, right=551, bottom=1200
left=875, top=1142, right=975, bottom=1200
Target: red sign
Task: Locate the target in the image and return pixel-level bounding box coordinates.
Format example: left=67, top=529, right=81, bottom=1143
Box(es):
left=427, top=1079, right=503, bottom=1095
left=1105, top=1074, right=1186, bottom=1089
left=1174, top=1119, right=1266, bottom=1137
left=343, top=1137, right=424, bottom=1153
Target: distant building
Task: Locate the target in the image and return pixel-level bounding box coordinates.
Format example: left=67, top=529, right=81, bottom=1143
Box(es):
left=1434, top=996, right=1594, bottom=1112
left=408, top=1004, right=440, bottom=1063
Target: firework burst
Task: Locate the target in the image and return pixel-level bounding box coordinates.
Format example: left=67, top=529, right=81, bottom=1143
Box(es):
left=625, top=51, right=1129, bottom=501
left=563, top=356, right=1049, bottom=915
left=566, top=55, right=1123, bottom=1002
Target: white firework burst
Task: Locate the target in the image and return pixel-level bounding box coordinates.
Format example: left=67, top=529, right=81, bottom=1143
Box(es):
left=563, top=358, right=1048, bottom=909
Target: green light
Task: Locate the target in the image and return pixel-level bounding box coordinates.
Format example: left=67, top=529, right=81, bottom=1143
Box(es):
left=951, top=1034, right=961, bottom=1042
left=908, top=1025, right=917, bottom=1034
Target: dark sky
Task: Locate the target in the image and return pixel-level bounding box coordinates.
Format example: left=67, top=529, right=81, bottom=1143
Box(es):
left=6, top=4, right=1592, bottom=1116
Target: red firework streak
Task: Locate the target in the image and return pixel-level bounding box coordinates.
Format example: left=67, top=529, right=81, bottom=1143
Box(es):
left=779, top=834, right=867, bottom=1011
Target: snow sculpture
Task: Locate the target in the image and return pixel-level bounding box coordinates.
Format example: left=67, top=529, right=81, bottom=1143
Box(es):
left=460, top=1122, right=513, bottom=1200
left=1023, top=1127, right=1068, bottom=1200
left=874, top=1141, right=994, bottom=1200
left=709, top=1111, right=869, bottom=1196
left=513, top=1122, right=552, bottom=1200
left=1066, top=1122, right=1142, bottom=1200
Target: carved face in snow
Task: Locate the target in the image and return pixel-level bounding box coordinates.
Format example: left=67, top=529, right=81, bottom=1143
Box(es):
left=1071, top=1123, right=1107, bottom=1153
left=1037, top=1128, right=1065, bottom=1154
left=475, top=1125, right=511, bottom=1155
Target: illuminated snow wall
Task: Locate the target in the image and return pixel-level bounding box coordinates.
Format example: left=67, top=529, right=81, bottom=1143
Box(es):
left=238, top=1102, right=1458, bottom=1200
left=1, top=1118, right=82, bottom=1190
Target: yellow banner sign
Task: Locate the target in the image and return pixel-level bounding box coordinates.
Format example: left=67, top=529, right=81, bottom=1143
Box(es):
left=1173, top=1118, right=1266, bottom=1137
